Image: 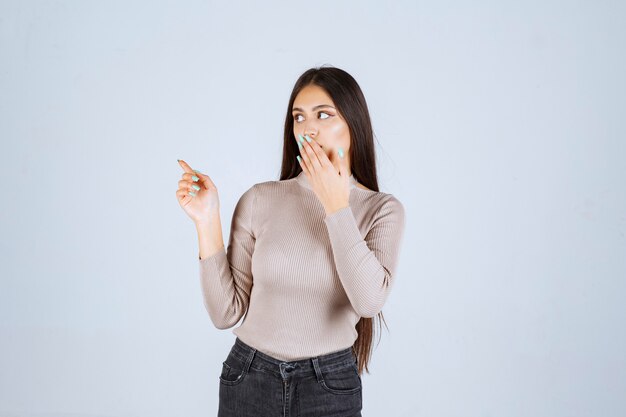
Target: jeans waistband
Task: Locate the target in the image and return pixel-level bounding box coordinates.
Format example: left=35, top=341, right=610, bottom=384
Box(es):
left=230, top=337, right=358, bottom=378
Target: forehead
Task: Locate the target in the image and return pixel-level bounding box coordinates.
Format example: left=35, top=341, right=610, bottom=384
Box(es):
left=293, top=85, right=334, bottom=109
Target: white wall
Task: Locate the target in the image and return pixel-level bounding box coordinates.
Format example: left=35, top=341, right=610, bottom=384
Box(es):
left=1, top=0, right=624, bottom=416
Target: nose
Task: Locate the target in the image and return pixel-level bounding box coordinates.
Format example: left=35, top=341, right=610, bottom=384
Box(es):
left=301, top=132, right=324, bottom=148
left=303, top=128, right=316, bottom=139
left=302, top=119, right=317, bottom=137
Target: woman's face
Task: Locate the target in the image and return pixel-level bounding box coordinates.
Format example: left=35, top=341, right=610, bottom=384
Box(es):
left=291, top=84, right=351, bottom=174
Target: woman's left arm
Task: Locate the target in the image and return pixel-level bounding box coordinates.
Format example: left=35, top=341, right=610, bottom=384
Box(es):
left=323, top=195, right=406, bottom=318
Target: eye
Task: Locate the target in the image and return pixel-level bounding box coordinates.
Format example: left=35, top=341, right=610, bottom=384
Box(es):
left=293, top=111, right=332, bottom=123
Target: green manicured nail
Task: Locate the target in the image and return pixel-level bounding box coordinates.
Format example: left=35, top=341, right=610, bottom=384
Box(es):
left=305, top=135, right=312, bottom=142
left=188, top=191, right=196, bottom=197
left=191, top=184, right=200, bottom=191
left=192, top=175, right=199, bottom=182
left=298, top=142, right=302, bottom=150
left=297, top=155, right=302, bottom=163
left=338, top=148, right=344, bottom=158
left=298, top=134, right=305, bottom=143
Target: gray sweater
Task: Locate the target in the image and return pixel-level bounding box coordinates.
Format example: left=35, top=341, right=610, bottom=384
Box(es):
left=199, top=170, right=406, bottom=361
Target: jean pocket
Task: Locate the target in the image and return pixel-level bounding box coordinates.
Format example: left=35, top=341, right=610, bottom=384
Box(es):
left=318, top=362, right=362, bottom=395
left=219, top=354, right=248, bottom=386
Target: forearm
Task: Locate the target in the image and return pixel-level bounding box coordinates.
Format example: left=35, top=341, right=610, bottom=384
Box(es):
left=196, top=210, right=225, bottom=260
left=325, top=209, right=389, bottom=317
left=324, top=201, right=405, bottom=318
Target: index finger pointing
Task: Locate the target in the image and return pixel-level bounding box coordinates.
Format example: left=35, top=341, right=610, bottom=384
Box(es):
left=177, top=159, right=195, bottom=173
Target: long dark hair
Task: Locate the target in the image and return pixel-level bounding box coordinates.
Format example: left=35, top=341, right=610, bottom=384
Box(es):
left=279, top=65, right=388, bottom=376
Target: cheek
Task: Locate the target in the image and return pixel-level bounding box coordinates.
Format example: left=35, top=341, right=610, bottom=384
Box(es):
left=326, top=122, right=351, bottom=147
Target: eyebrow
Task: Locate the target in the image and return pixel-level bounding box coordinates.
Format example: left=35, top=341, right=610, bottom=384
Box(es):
left=291, top=104, right=335, bottom=112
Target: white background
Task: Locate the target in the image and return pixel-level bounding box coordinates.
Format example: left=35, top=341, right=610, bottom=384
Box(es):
left=1, top=1, right=624, bottom=416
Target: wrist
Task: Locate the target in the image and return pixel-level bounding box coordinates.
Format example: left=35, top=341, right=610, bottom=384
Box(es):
left=195, top=211, right=220, bottom=228
left=325, top=203, right=350, bottom=216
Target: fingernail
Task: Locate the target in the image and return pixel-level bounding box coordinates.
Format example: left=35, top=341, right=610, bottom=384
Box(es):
left=188, top=191, right=196, bottom=197
left=298, top=142, right=302, bottom=150
left=298, top=134, right=305, bottom=143
left=338, top=148, right=344, bottom=158
left=305, top=135, right=312, bottom=142
left=297, top=155, right=302, bottom=163
left=192, top=184, right=201, bottom=191
left=192, top=175, right=199, bottom=182
left=193, top=169, right=202, bottom=174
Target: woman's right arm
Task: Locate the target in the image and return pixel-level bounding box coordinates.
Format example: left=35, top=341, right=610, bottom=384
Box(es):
left=197, top=186, right=256, bottom=329
left=196, top=211, right=225, bottom=260
left=176, top=159, right=255, bottom=329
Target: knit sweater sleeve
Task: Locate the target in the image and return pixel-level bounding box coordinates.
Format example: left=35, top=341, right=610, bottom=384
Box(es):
left=198, top=185, right=256, bottom=329
left=323, top=195, right=406, bottom=318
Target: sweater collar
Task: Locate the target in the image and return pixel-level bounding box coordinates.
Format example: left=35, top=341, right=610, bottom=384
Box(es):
left=296, top=170, right=358, bottom=190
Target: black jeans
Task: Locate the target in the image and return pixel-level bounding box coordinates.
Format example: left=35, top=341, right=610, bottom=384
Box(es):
left=218, top=337, right=363, bottom=417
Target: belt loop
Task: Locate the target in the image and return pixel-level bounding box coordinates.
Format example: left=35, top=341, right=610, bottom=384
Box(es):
left=311, top=357, right=324, bottom=383
left=243, top=345, right=256, bottom=373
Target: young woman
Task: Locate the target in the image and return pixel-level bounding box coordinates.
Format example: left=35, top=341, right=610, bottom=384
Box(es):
left=176, top=66, right=406, bottom=417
